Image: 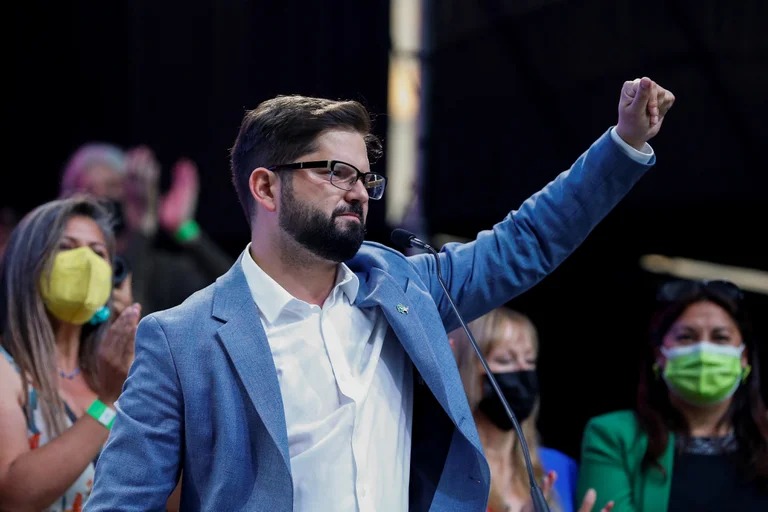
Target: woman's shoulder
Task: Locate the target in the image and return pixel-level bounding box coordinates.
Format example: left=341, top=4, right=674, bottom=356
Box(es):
left=539, top=446, right=579, bottom=484
left=0, top=345, right=24, bottom=398
left=0, top=344, right=20, bottom=373
left=586, top=409, right=638, bottom=430
left=539, top=446, right=577, bottom=469
left=583, top=409, right=648, bottom=449
left=0, top=344, right=16, bottom=365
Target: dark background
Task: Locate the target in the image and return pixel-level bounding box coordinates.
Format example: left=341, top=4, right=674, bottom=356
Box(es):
left=5, top=0, right=768, bottom=460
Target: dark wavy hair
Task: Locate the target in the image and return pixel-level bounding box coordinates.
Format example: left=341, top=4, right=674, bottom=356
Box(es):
left=635, top=279, right=768, bottom=490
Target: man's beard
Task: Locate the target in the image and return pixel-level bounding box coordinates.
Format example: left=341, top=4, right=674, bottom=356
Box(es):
left=279, top=186, right=366, bottom=263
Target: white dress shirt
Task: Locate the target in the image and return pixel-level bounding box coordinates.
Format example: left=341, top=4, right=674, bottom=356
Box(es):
left=241, top=245, right=412, bottom=512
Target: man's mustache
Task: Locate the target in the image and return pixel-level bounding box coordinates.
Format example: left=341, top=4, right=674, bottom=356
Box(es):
left=333, top=204, right=364, bottom=218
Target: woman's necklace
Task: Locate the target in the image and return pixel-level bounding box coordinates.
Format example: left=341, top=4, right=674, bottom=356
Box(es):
left=58, top=367, right=81, bottom=380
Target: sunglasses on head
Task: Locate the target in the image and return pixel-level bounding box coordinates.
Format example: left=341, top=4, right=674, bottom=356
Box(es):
left=656, top=279, right=744, bottom=303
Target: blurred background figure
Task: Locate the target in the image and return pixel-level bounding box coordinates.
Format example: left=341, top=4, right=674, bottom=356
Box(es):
left=577, top=278, right=768, bottom=511
left=0, top=196, right=140, bottom=510
left=59, top=142, right=234, bottom=314
left=451, top=307, right=613, bottom=512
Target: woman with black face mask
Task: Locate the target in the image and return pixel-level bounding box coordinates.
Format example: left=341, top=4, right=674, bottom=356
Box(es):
left=451, top=307, right=613, bottom=512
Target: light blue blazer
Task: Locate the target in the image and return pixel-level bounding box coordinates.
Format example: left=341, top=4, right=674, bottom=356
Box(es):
left=85, top=129, right=654, bottom=511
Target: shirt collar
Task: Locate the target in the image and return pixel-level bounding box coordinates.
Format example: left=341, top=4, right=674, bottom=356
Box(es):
left=240, top=243, right=360, bottom=324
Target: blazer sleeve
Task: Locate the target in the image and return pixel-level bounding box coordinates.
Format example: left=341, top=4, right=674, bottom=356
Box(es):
left=577, top=412, right=640, bottom=512
left=86, top=315, right=183, bottom=511
left=410, top=129, right=655, bottom=333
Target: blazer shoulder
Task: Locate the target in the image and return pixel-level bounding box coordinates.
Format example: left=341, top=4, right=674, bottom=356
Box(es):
left=584, top=409, right=642, bottom=441
left=142, top=280, right=217, bottom=328
left=588, top=409, right=636, bottom=426
left=348, top=240, right=412, bottom=273
left=539, top=446, right=578, bottom=479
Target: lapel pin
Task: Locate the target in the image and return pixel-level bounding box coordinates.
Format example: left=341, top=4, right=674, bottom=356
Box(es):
left=396, top=304, right=409, bottom=315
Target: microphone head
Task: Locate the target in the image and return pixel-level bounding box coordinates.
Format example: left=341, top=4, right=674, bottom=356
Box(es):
left=391, top=228, right=416, bottom=249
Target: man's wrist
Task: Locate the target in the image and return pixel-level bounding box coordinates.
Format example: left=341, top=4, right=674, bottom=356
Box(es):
left=609, top=126, right=653, bottom=164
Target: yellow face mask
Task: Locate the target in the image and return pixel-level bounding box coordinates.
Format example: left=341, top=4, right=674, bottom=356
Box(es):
left=39, top=246, right=113, bottom=325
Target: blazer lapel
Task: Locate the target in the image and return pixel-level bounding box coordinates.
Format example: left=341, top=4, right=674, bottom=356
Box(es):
left=355, top=268, right=469, bottom=432
left=212, top=262, right=291, bottom=471
left=640, top=431, right=675, bottom=512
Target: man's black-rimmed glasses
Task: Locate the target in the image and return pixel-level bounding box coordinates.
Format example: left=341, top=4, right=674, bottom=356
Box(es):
left=268, top=160, right=387, bottom=200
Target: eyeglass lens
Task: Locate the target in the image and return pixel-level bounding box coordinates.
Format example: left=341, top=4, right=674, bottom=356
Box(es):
left=331, top=162, right=385, bottom=199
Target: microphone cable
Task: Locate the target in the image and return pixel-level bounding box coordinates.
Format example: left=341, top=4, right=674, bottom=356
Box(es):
left=391, top=228, right=550, bottom=512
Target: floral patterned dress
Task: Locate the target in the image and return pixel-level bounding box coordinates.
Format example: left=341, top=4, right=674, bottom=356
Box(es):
left=1, top=347, right=95, bottom=511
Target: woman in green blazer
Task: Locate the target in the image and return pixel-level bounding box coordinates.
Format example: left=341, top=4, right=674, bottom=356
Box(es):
left=577, top=279, right=768, bottom=511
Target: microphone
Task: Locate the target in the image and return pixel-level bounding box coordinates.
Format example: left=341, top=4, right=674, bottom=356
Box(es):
left=391, top=228, right=550, bottom=512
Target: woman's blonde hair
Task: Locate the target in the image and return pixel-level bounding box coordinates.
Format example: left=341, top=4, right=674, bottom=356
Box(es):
left=452, top=307, right=560, bottom=512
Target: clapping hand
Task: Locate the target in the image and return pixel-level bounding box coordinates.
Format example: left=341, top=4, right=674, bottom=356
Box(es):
left=111, top=271, right=133, bottom=317
left=521, top=471, right=557, bottom=512
left=124, top=145, right=161, bottom=236
left=158, top=157, right=200, bottom=234
left=96, top=303, right=141, bottom=404
left=522, top=472, right=614, bottom=512
left=578, top=488, right=614, bottom=512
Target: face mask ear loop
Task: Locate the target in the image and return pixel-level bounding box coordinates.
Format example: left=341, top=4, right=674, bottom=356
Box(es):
left=652, top=362, right=661, bottom=380
left=742, top=364, right=752, bottom=383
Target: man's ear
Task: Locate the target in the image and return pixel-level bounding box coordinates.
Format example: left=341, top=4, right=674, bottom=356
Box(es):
left=249, top=167, right=279, bottom=212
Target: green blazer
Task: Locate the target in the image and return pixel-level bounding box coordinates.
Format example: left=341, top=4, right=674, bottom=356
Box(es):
left=577, top=410, right=675, bottom=512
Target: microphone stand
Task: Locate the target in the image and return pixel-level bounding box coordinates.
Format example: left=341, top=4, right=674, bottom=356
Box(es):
left=392, top=229, right=550, bottom=512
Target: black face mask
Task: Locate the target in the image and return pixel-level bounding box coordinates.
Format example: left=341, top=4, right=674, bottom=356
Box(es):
left=477, top=370, right=539, bottom=431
